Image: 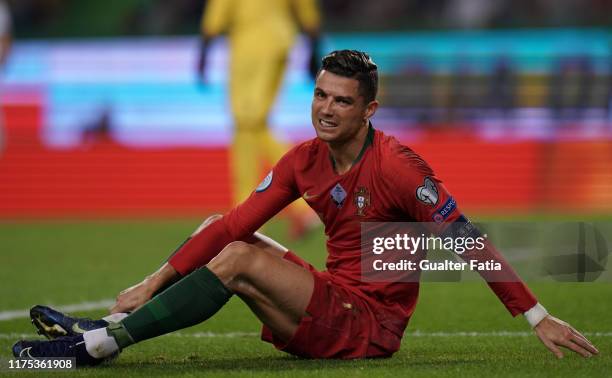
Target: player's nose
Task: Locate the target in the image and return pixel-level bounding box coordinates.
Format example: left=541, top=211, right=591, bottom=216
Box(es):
left=319, top=98, right=334, bottom=116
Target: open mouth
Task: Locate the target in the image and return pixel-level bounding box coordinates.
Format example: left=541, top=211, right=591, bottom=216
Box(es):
left=319, top=119, right=338, bottom=128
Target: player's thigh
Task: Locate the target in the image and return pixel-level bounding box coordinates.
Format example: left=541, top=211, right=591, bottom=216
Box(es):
left=230, top=52, right=287, bottom=128
left=207, top=242, right=314, bottom=322
left=236, top=250, right=316, bottom=342
left=257, top=54, right=287, bottom=113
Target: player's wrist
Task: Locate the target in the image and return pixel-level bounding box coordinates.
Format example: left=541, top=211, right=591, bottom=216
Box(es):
left=145, top=263, right=179, bottom=293
left=524, top=302, right=549, bottom=328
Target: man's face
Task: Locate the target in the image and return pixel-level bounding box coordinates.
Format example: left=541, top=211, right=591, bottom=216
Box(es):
left=311, top=70, right=377, bottom=144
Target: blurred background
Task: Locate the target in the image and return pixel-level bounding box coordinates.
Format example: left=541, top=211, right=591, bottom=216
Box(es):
left=0, top=0, right=610, bottom=218
left=1, top=4, right=611, bottom=369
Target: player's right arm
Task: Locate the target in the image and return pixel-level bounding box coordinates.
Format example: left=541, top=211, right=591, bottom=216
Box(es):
left=383, top=140, right=598, bottom=358
left=111, top=148, right=301, bottom=313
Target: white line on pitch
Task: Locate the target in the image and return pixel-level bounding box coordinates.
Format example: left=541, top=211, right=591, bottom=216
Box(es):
left=409, top=330, right=612, bottom=337
left=172, top=332, right=260, bottom=338
left=1, top=331, right=611, bottom=340
left=0, top=299, right=115, bottom=321
left=0, top=332, right=260, bottom=340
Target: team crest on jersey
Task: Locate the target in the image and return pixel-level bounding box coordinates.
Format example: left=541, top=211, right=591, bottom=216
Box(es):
left=354, top=187, right=370, bottom=216
left=416, top=176, right=439, bottom=206
left=255, top=171, right=273, bottom=192
left=330, top=183, right=347, bottom=208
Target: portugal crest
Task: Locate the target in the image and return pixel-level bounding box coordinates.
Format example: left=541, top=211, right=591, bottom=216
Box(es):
left=354, top=187, right=370, bottom=216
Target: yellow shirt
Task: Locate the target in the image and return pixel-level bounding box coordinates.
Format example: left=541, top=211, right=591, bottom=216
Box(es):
left=202, top=0, right=319, bottom=55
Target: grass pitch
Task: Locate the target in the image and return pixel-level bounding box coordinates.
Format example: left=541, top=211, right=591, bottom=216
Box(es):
left=1, top=218, right=611, bottom=377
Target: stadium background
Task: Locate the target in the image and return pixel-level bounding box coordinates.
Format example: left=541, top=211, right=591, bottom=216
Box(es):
left=0, top=0, right=610, bottom=218
left=0, top=2, right=611, bottom=376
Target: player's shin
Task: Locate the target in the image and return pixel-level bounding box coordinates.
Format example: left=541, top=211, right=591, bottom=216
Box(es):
left=102, top=266, right=232, bottom=351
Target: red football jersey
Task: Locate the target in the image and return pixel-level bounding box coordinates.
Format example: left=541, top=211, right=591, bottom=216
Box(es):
left=169, top=127, right=537, bottom=336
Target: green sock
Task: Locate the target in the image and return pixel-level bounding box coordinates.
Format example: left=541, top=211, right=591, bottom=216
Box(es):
left=108, top=267, right=232, bottom=349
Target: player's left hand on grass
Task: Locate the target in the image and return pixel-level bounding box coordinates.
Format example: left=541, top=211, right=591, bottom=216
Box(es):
left=534, top=315, right=599, bottom=359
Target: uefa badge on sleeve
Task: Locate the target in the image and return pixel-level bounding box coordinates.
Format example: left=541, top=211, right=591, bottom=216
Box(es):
left=354, top=187, right=370, bottom=216
left=416, top=176, right=438, bottom=206
left=255, top=171, right=273, bottom=193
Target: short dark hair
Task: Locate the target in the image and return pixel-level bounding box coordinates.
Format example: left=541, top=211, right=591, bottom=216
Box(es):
left=320, top=50, right=378, bottom=103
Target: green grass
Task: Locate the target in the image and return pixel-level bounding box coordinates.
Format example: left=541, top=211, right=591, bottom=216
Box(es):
left=1, top=217, right=611, bottom=377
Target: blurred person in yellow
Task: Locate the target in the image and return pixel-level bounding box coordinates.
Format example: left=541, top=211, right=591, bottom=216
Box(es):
left=0, top=0, right=11, bottom=154
left=197, top=0, right=320, bottom=238
left=0, top=0, right=9, bottom=69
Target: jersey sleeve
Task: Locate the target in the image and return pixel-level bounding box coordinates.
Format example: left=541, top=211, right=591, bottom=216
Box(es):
left=168, top=148, right=300, bottom=275
left=201, top=0, right=233, bottom=36
left=385, top=144, right=460, bottom=227
left=385, top=144, right=538, bottom=316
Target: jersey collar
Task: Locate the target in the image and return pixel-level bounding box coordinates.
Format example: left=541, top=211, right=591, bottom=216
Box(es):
left=329, top=123, right=375, bottom=171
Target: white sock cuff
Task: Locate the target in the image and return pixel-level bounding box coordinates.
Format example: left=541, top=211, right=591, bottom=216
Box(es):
left=102, top=313, right=128, bottom=323
left=523, top=302, right=548, bottom=328
left=83, top=328, right=120, bottom=359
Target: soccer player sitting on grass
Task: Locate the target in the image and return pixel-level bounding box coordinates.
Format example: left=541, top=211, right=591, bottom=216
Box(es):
left=14, top=50, right=598, bottom=365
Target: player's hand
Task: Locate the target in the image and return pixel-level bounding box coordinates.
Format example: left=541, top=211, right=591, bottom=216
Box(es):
left=307, top=35, right=320, bottom=80
left=110, top=263, right=180, bottom=313
left=196, top=39, right=209, bottom=85
left=534, top=315, right=599, bottom=358
left=110, top=280, right=155, bottom=314
left=196, top=54, right=206, bottom=84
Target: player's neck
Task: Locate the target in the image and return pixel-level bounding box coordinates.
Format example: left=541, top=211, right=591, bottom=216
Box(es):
left=328, top=124, right=370, bottom=175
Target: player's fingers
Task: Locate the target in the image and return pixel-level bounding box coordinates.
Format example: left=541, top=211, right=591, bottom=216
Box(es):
left=109, top=303, right=120, bottom=314
left=570, top=329, right=599, bottom=354
left=110, top=298, right=130, bottom=314
left=111, top=302, right=130, bottom=314
left=541, top=337, right=564, bottom=359
left=560, top=339, right=592, bottom=358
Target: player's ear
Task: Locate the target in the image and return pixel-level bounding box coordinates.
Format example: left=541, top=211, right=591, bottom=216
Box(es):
left=364, top=100, right=379, bottom=120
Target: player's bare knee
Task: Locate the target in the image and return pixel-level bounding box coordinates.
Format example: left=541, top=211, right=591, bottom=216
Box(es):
left=223, top=240, right=252, bottom=256
left=209, top=241, right=254, bottom=279
left=192, top=214, right=223, bottom=236
left=221, top=251, right=268, bottom=296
